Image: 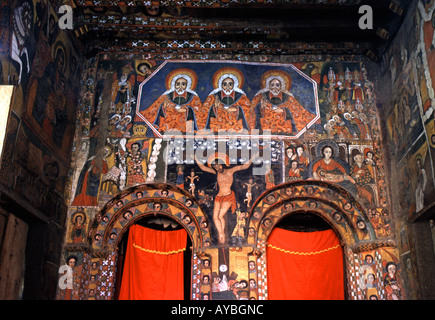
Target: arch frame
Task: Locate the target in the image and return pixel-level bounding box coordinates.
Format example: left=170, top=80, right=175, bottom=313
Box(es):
left=72, top=183, right=213, bottom=300
left=247, top=180, right=378, bottom=247
left=62, top=181, right=399, bottom=300
left=247, top=180, right=397, bottom=300
left=87, top=183, right=212, bottom=257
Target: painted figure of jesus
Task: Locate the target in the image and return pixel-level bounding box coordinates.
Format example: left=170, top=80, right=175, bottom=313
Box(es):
left=194, top=152, right=258, bottom=244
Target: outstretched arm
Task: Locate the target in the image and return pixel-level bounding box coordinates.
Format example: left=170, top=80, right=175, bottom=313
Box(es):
left=194, top=154, right=216, bottom=174
left=230, top=151, right=259, bottom=173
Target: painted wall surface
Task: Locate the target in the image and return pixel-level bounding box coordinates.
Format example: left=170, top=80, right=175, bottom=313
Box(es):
left=380, top=0, right=435, bottom=299
left=58, top=52, right=404, bottom=301
left=0, top=0, right=80, bottom=212
left=0, top=0, right=80, bottom=299
left=1, top=0, right=431, bottom=302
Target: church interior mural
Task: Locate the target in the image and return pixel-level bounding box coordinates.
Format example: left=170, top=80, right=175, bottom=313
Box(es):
left=59, top=55, right=401, bottom=300
left=0, top=0, right=435, bottom=301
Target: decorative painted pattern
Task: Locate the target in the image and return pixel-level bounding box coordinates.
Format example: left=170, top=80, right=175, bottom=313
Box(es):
left=248, top=181, right=376, bottom=246
left=88, top=183, right=211, bottom=252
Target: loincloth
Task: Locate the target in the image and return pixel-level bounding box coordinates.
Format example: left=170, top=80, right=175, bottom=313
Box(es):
left=215, top=191, right=236, bottom=212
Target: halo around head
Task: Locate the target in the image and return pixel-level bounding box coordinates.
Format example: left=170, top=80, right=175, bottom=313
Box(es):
left=260, top=70, right=292, bottom=91
left=136, top=60, right=155, bottom=74
left=207, top=152, right=230, bottom=167
left=165, top=68, right=198, bottom=91
left=315, top=139, right=340, bottom=158
left=71, top=210, right=87, bottom=224
left=212, top=67, right=245, bottom=90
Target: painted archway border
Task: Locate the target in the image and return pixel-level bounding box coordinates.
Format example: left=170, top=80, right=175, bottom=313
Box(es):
left=87, top=183, right=211, bottom=256
left=247, top=180, right=396, bottom=249
left=247, top=180, right=397, bottom=300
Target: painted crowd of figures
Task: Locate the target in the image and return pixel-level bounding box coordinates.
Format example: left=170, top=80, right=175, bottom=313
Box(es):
left=68, top=60, right=385, bottom=248
left=61, top=55, right=405, bottom=301
left=321, top=66, right=375, bottom=140
left=71, top=137, right=150, bottom=207
left=70, top=62, right=380, bottom=223
left=103, top=61, right=376, bottom=150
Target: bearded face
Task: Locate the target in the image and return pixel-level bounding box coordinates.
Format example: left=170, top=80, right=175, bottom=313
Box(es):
left=221, top=77, right=234, bottom=95
left=15, top=2, right=33, bottom=37
left=269, top=78, right=282, bottom=96
left=174, top=78, right=188, bottom=95
left=120, top=73, right=128, bottom=83
left=212, top=163, right=224, bottom=173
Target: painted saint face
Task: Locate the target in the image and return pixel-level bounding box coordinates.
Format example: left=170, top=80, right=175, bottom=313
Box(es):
left=131, top=143, right=140, bottom=153
left=138, top=65, right=150, bottom=74
left=75, top=215, right=83, bottom=225
left=174, top=77, right=188, bottom=95
left=338, top=101, right=345, bottom=112
left=221, top=77, right=234, bottom=95
left=323, top=147, right=333, bottom=159
left=387, top=264, right=396, bottom=275
left=286, top=148, right=294, bottom=158
left=269, top=78, right=282, bottom=96
left=354, top=154, right=363, bottom=165
left=296, top=146, right=304, bottom=156
left=212, top=163, right=224, bottom=173
left=68, top=258, right=76, bottom=268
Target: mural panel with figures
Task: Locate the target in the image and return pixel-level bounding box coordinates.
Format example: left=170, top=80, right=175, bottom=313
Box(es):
left=0, top=0, right=83, bottom=300
left=3, top=0, right=430, bottom=303
left=60, top=53, right=402, bottom=301
left=0, top=0, right=81, bottom=201
left=381, top=0, right=435, bottom=227
left=133, top=60, right=320, bottom=138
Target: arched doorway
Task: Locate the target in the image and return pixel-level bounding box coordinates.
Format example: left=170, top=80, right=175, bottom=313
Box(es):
left=76, top=181, right=400, bottom=300
left=86, top=183, right=211, bottom=300
left=114, top=214, right=193, bottom=300
left=247, top=180, right=384, bottom=300
left=266, top=212, right=345, bottom=300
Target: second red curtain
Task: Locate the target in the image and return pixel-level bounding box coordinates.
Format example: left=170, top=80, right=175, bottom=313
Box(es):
left=267, top=228, right=344, bottom=300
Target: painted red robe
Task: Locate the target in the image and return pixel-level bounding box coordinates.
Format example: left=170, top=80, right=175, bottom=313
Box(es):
left=141, top=91, right=202, bottom=135
left=200, top=91, right=254, bottom=133
left=252, top=91, right=316, bottom=134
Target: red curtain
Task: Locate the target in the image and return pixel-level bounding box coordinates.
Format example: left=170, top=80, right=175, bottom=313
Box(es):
left=267, top=228, right=344, bottom=300
left=118, top=224, right=187, bottom=300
